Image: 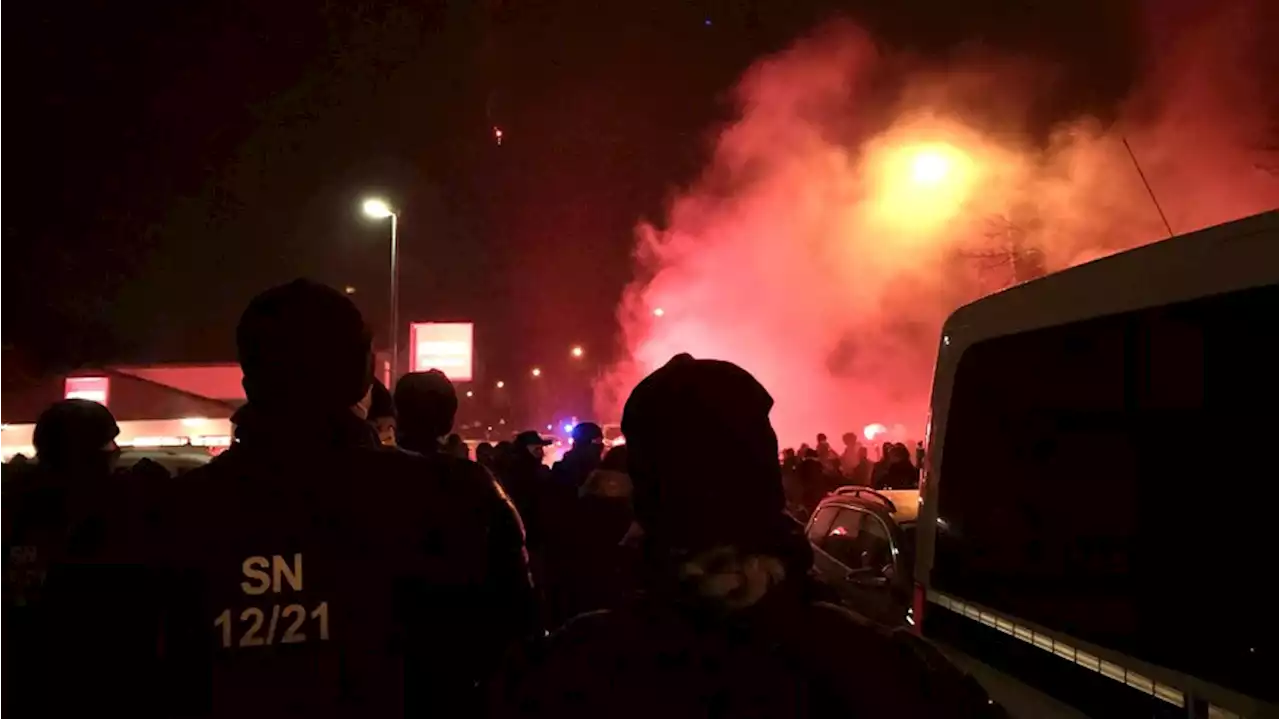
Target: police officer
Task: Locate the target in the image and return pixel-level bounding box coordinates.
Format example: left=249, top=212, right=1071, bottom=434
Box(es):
left=142, top=280, right=534, bottom=717
left=3, top=400, right=147, bottom=717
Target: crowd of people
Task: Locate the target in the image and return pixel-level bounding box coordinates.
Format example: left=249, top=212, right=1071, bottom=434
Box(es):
left=3, top=279, right=1002, bottom=718
left=780, top=433, right=924, bottom=519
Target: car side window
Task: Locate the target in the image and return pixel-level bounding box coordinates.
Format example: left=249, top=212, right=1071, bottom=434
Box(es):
left=815, top=508, right=865, bottom=568
left=817, top=508, right=895, bottom=572
left=858, top=514, right=894, bottom=572
left=806, top=506, right=840, bottom=544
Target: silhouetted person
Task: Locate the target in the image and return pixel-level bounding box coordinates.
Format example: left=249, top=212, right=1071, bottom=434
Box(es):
left=498, top=431, right=553, bottom=550
left=3, top=400, right=144, bottom=717
left=848, top=444, right=874, bottom=486
left=394, top=369, right=457, bottom=455
left=545, top=444, right=638, bottom=626
left=137, top=280, right=534, bottom=717
left=490, top=354, right=1003, bottom=718
left=839, top=432, right=861, bottom=474
left=476, top=442, right=496, bottom=470
left=815, top=432, right=835, bottom=464
left=445, top=433, right=469, bottom=459
left=551, top=422, right=604, bottom=491
left=874, top=443, right=918, bottom=490
left=367, top=379, right=397, bottom=446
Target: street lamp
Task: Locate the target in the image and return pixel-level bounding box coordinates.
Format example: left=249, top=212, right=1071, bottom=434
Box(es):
left=362, top=197, right=399, bottom=383
left=531, top=367, right=542, bottom=378
left=570, top=345, right=584, bottom=359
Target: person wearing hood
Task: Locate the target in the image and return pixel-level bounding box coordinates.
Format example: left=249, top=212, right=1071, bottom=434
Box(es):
left=135, top=280, right=534, bottom=718
left=490, top=353, right=1004, bottom=718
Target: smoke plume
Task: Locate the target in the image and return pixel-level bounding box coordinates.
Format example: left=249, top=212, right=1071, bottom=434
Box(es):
left=598, top=6, right=1277, bottom=447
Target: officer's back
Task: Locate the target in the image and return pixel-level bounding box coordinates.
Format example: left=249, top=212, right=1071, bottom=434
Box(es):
left=144, top=281, right=534, bottom=718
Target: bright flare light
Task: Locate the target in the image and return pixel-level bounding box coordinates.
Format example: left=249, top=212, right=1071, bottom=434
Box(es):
left=652, top=307, right=665, bottom=317
left=495, top=380, right=505, bottom=389
left=867, top=140, right=977, bottom=233
left=531, top=367, right=542, bottom=377
left=910, top=151, right=950, bottom=186
left=570, top=345, right=584, bottom=358
left=863, top=423, right=888, bottom=441
left=362, top=198, right=394, bottom=219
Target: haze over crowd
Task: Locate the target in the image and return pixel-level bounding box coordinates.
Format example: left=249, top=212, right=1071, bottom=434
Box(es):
left=596, top=2, right=1277, bottom=447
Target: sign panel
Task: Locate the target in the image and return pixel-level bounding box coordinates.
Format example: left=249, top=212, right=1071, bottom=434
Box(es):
left=410, top=322, right=474, bottom=381
left=65, top=376, right=110, bottom=406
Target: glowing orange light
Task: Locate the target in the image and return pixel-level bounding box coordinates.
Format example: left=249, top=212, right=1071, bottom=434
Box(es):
left=867, top=141, right=976, bottom=233
left=910, top=151, right=950, bottom=185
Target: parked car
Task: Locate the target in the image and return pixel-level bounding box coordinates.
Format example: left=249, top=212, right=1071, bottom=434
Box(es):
left=805, top=486, right=918, bottom=628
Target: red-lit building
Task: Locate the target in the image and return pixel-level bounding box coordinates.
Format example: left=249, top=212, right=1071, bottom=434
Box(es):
left=1, top=363, right=244, bottom=459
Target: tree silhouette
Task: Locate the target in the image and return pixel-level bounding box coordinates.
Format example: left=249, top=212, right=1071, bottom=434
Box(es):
left=958, top=213, right=1047, bottom=290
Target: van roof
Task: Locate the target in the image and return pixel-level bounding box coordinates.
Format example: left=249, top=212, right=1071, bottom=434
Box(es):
left=941, top=210, right=1277, bottom=351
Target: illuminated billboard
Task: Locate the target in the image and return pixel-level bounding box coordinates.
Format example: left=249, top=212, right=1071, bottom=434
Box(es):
left=410, top=322, right=474, bottom=381
left=65, top=376, right=110, bottom=406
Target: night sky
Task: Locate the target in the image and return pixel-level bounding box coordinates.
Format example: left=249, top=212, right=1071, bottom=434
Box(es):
left=5, top=0, right=1145, bottom=380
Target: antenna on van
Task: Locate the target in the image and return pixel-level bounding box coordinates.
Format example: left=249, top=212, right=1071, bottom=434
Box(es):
left=1121, top=136, right=1175, bottom=239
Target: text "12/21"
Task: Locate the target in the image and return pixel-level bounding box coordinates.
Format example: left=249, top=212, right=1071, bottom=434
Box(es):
left=214, top=603, right=329, bottom=648
left=214, top=553, right=330, bottom=648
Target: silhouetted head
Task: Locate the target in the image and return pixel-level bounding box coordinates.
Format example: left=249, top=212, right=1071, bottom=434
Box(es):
left=622, top=353, right=788, bottom=558
left=237, top=280, right=372, bottom=416
left=475, top=442, right=495, bottom=465
left=599, top=443, right=628, bottom=473
left=513, top=430, right=551, bottom=461
left=570, top=421, right=605, bottom=459
left=33, top=399, right=121, bottom=473
left=394, top=370, right=457, bottom=446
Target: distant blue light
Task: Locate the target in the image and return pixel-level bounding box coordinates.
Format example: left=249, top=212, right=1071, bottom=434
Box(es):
left=703, top=18, right=712, bottom=26
left=563, top=423, right=575, bottom=434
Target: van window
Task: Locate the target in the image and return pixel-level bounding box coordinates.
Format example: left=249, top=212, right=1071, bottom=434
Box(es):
left=934, top=285, right=1276, bottom=700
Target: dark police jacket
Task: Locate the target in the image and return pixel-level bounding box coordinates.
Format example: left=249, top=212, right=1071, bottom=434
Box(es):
left=139, top=411, right=535, bottom=718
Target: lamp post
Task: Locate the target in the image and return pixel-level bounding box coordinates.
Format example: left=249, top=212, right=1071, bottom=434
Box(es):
left=362, top=198, right=399, bottom=383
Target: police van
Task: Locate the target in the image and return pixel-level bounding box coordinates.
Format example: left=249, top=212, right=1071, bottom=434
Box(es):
left=915, top=210, right=1277, bottom=718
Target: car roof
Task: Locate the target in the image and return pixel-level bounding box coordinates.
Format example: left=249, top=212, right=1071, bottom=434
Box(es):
left=821, top=487, right=919, bottom=525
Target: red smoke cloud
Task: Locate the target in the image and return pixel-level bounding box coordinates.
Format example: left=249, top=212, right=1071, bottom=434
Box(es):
left=597, top=8, right=1276, bottom=448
